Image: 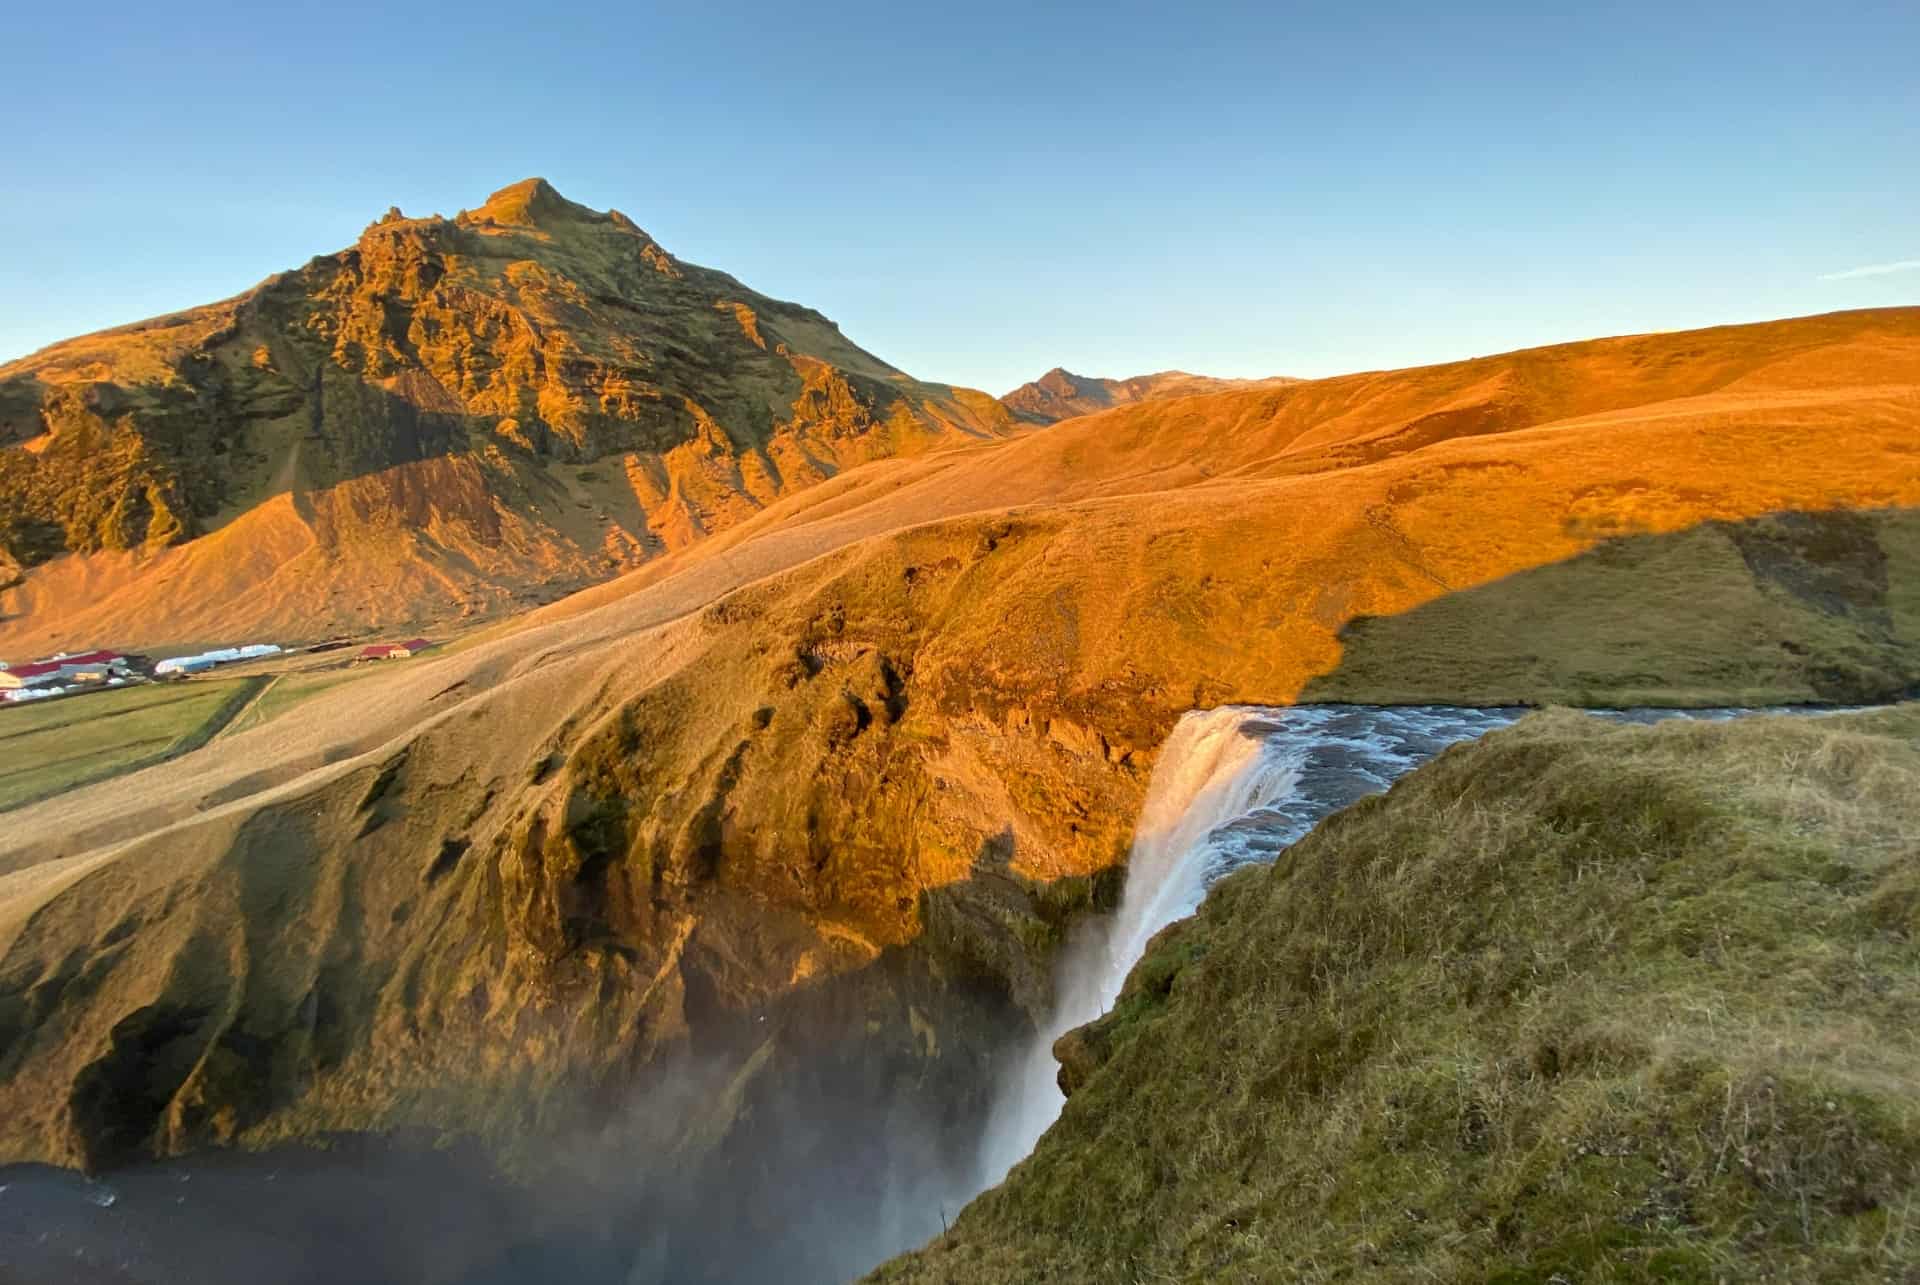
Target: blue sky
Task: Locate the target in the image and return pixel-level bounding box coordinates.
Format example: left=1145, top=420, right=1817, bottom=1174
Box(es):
left=4, top=0, right=1916, bottom=393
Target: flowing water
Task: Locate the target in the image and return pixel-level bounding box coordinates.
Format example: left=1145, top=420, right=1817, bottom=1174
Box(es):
left=971, top=701, right=1785, bottom=1193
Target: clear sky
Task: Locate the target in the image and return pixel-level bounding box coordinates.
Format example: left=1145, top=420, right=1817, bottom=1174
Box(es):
left=5, top=0, right=1916, bottom=394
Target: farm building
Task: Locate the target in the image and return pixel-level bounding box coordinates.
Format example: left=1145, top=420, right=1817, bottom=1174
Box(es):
left=0, top=650, right=131, bottom=690
left=154, top=643, right=282, bottom=676
left=358, top=638, right=436, bottom=661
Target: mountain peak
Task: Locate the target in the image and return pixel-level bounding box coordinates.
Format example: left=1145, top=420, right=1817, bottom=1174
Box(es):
left=0, top=179, right=1016, bottom=651
left=468, top=177, right=592, bottom=228
left=1003, top=367, right=1297, bottom=425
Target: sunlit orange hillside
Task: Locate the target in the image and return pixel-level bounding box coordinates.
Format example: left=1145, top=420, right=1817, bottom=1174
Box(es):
left=0, top=179, right=1012, bottom=656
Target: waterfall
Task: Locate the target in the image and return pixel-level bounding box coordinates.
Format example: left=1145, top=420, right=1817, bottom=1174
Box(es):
left=973, top=706, right=1305, bottom=1188
left=965, top=700, right=1847, bottom=1200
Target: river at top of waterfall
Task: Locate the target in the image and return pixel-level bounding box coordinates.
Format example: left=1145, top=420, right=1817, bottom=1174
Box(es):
left=968, top=701, right=1790, bottom=1194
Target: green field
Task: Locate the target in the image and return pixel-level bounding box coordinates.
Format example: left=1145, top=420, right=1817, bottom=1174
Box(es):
left=0, top=677, right=266, bottom=812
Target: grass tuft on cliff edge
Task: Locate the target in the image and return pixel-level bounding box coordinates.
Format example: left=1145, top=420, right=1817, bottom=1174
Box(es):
left=871, top=704, right=1920, bottom=1283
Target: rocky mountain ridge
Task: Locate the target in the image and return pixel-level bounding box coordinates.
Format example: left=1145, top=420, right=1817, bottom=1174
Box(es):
left=1001, top=366, right=1295, bottom=424
left=0, top=178, right=1012, bottom=652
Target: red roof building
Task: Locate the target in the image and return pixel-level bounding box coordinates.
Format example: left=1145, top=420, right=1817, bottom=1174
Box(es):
left=358, top=639, right=435, bottom=662
left=0, top=650, right=128, bottom=689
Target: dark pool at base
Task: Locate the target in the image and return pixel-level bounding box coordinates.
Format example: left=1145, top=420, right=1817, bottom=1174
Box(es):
left=0, top=1138, right=641, bottom=1285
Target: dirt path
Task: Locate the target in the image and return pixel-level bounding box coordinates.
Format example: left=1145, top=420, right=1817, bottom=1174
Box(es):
left=212, top=672, right=283, bottom=742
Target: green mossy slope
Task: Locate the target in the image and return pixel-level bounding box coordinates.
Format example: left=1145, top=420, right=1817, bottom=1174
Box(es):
left=873, top=706, right=1920, bottom=1283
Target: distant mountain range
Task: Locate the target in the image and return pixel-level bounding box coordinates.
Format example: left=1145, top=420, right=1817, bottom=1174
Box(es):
left=0, top=178, right=1012, bottom=651
left=1002, top=367, right=1298, bottom=424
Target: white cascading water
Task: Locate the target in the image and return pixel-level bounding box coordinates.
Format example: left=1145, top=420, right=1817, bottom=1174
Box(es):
left=1101, top=710, right=1305, bottom=987
left=973, top=705, right=1312, bottom=1189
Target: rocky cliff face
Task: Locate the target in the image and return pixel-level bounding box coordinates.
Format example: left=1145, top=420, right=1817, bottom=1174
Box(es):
left=0, top=513, right=1153, bottom=1281
left=0, top=179, right=1012, bottom=651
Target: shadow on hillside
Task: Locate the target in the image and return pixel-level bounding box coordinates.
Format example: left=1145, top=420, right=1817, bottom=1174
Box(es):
left=1298, top=507, right=1920, bottom=708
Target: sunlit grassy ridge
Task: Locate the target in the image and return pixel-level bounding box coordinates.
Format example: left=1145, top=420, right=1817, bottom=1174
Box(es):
left=873, top=706, right=1920, bottom=1283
